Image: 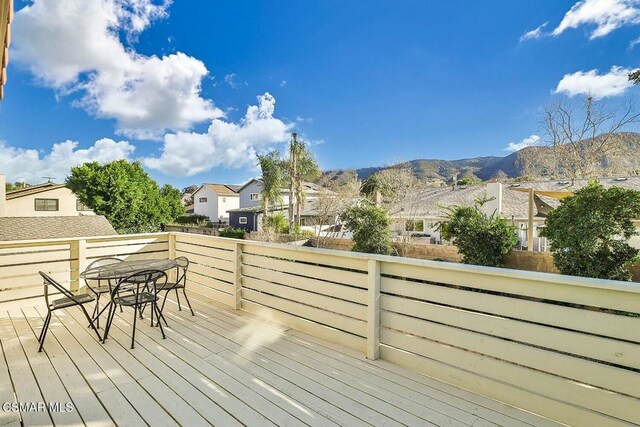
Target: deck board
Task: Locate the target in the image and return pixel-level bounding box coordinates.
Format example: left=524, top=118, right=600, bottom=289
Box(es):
left=0, top=294, right=564, bottom=427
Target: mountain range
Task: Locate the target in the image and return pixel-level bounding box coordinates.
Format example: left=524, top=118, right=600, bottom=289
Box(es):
left=319, top=132, right=640, bottom=185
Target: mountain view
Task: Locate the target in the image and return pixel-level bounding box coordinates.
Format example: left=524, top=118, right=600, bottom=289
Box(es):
left=320, top=132, right=640, bottom=185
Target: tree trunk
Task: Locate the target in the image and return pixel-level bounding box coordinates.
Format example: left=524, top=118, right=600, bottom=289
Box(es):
left=288, top=134, right=297, bottom=233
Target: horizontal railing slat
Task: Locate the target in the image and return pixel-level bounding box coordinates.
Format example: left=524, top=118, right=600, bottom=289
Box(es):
left=241, top=287, right=366, bottom=337
left=242, top=253, right=368, bottom=289
left=382, top=277, right=640, bottom=345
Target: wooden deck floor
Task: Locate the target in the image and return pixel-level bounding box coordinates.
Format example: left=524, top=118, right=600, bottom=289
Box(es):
left=0, top=294, right=561, bottom=427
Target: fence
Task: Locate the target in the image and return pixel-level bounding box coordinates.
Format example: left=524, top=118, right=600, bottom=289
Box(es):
left=1, top=231, right=639, bottom=425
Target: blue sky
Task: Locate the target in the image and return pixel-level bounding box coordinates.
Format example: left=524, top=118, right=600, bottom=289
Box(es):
left=1, top=0, right=640, bottom=189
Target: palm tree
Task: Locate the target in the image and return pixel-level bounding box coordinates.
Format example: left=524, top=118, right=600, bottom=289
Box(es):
left=294, top=144, right=320, bottom=227
left=286, top=134, right=320, bottom=231
left=257, top=151, right=285, bottom=228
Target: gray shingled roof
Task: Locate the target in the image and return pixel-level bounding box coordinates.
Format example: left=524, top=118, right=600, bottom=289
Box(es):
left=0, top=216, right=117, bottom=241
left=402, top=177, right=640, bottom=219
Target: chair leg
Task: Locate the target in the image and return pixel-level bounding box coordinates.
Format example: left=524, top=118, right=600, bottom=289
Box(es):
left=175, top=288, right=182, bottom=311
left=92, top=295, right=100, bottom=329
left=80, top=305, right=102, bottom=341
left=38, top=312, right=52, bottom=352
left=182, top=288, right=195, bottom=316
left=131, top=305, right=138, bottom=349
left=152, top=301, right=166, bottom=339
left=102, top=303, right=116, bottom=343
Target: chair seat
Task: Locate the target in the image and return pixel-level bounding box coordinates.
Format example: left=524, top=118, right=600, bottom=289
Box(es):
left=50, top=293, right=95, bottom=309
left=113, top=292, right=157, bottom=306
left=156, top=282, right=185, bottom=291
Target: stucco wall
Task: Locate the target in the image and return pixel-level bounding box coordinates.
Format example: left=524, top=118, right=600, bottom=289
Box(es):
left=5, top=187, right=94, bottom=217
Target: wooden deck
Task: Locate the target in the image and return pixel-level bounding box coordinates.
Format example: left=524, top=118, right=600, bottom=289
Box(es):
left=0, top=294, right=560, bottom=427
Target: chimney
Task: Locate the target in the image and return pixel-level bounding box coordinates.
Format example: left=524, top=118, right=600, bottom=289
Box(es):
left=483, top=182, right=503, bottom=217
left=0, top=174, right=6, bottom=217
left=452, top=173, right=458, bottom=190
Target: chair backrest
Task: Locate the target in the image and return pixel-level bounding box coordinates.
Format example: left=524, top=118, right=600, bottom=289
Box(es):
left=86, top=257, right=123, bottom=271
left=111, top=269, right=168, bottom=303
left=39, top=271, right=78, bottom=306
left=175, top=256, right=189, bottom=284
left=84, top=257, right=124, bottom=288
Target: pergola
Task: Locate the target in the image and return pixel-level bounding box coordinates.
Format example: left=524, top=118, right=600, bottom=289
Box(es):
left=509, top=187, right=574, bottom=250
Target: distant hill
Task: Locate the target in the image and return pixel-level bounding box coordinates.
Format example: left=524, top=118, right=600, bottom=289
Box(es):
left=319, top=132, right=640, bottom=185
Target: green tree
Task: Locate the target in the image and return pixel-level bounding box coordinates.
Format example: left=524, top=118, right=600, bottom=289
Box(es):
left=441, top=201, right=517, bottom=267
left=340, top=203, right=393, bottom=255
left=66, top=160, right=184, bottom=234
left=256, top=151, right=286, bottom=228
left=541, top=181, right=640, bottom=281
left=5, top=182, right=29, bottom=192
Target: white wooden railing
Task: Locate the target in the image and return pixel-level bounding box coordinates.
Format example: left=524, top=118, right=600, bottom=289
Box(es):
left=1, top=231, right=640, bottom=425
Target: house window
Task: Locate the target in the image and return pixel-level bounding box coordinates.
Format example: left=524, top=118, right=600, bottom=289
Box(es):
left=239, top=217, right=248, bottom=224
left=76, top=200, right=91, bottom=211
left=35, top=198, right=59, bottom=211
left=250, top=193, right=261, bottom=201
left=405, top=220, right=425, bottom=232
left=199, top=197, right=208, bottom=203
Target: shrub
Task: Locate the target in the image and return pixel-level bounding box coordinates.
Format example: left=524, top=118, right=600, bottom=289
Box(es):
left=219, top=227, right=246, bottom=239
left=339, top=204, right=393, bottom=255
left=267, top=213, right=289, bottom=233
left=441, top=203, right=517, bottom=267
left=541, top=181, right=640, bottom=281
left=174, top=214, right=209, bottom=226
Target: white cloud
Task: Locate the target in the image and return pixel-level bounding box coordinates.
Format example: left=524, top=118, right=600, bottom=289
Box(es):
left=144, top=93, right=293, bottom=176
left=12, top=0, right=222, bottom=139
left=505, top=135, right=541, bottom=152
left=629, top=35, right=640, bottom=48
left=555, top=66, right=634, bottom=98
left=0, top=138, right=135, bottom=183
left=280, top=80, right=287, bottom=87
left=552, top=0, right=640, bottom=39
left=520, top=22, right=548, bottom=41
left=224, top=73, right=248, bottom=89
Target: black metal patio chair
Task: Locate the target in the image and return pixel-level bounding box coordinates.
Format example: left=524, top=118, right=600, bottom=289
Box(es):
left=102, top=269, right=167, bottom=349
left=38, top=272, right=101, bottom=352
left=83, top=257, right=124, bottom=328
left=156, top=256, right=194, bottom=323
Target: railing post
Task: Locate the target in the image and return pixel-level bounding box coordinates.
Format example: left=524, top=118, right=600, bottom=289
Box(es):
left=367, top=259, right=381, bottom=360
left=168, top=232, right=176, bottom=259
left=233, top=241, right=243, bottom=310
left=70, top=238, right=87, bottom=293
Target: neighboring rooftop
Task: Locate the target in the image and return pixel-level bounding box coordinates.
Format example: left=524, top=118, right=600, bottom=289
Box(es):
left=0, top=215, right=117, bottom=241
left=398, top=176, right=640, bottom=220
left=197, top=183, right=240, bottom=196
left=5, top=182, right=66, bottom=200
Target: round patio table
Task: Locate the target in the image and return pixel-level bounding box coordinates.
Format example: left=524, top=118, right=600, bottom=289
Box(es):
left=80, top=258, right=179, bottom=331
left=80, top=258, right=178, bottom=281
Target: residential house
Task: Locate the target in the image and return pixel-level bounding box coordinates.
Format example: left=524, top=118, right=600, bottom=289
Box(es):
left=393, top=177, right=640, bottom=250
left=0, top=175, right=95, bottom=217
left=228, top=178, right=326, bottom=231
left=192, top=183, right=241, bottom=223
left=0, top=175, right=117, bottom=241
